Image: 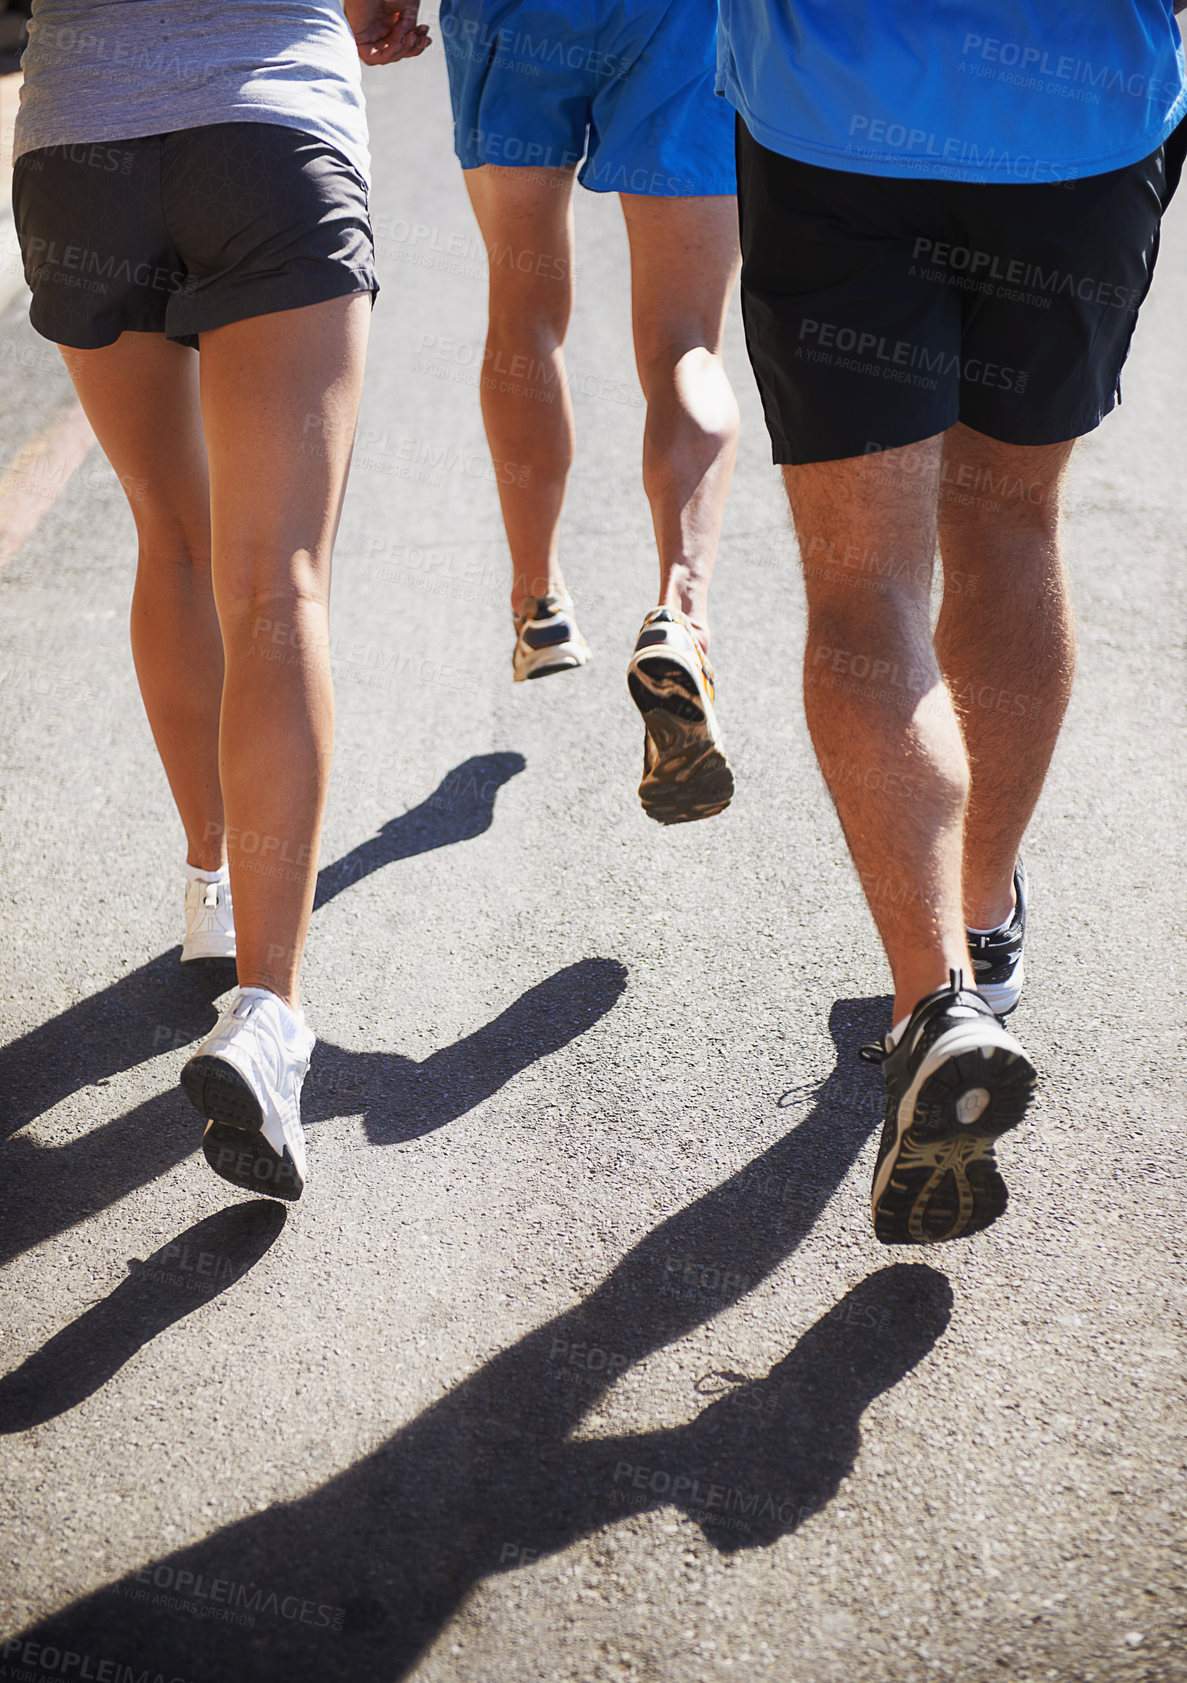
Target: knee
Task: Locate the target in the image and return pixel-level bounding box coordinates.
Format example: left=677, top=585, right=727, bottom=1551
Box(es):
left=941, top=472, right=1061, bottom=548
left=637, top=333, right=729, bottom=396
left=486, top=275, right=570, bottom=355
left=220, top=587, right=330, bottom=668
left=803, top=580, right=937, bottom=700
left=641, top=347, right=739, bottom=456
left=135, top=517, right=211, bottom=579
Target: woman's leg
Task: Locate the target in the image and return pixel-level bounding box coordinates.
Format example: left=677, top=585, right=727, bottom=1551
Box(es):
left=619, top=194, right=740, bottom=654
left=197, top=292, right=370, bottom=1007
left=59, top=334, right=225, bottom=872
left=462, top=164, right=578, bottom=616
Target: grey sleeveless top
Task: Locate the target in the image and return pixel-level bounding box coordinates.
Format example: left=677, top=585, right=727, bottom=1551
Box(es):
left=14, top=0, right=371, bottom=184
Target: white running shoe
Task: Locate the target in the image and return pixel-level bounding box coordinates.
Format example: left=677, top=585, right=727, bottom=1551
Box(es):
left=181, top=870, right=236, bottom=963
left=512, top=592, right=591, bottom=682
left=181, top=987, right=314, bottom=1200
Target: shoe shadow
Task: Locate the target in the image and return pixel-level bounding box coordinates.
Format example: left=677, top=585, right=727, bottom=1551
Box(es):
left=11, top=998, right=918, bottom=1683
left=310, top=958, right=630, bottom=1144
left=0, top=1202, right=285, bottom=1433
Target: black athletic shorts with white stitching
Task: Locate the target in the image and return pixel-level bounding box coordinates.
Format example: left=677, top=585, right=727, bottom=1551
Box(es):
left=736, top=115, right=1185, bottom=464
left=12, top=121, right=377, bottom=350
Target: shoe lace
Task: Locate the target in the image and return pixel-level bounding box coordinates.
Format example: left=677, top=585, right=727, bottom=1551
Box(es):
left=858, top=1041, right=887, bottom=1065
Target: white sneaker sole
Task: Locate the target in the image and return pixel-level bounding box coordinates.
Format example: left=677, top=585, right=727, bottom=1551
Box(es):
left=180, top=930, right=237, bottom=963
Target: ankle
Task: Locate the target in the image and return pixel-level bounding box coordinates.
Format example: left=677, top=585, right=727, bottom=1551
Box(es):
left=238, top=979, right=300, bottom=1014
left=512, top=569, right=566, bottom=620
left=657, top=570, right=710, bottom=654
left=965, top=881, right=1017, bottom=932
left=656, top=594, right=710, bottom=654
left=892, top=956, right=973, bottom=1026
left=185, top=854, right=227, bottom=879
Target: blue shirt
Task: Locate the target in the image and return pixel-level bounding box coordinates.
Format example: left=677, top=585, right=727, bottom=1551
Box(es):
left=717, top=1, right=1187, bottom=183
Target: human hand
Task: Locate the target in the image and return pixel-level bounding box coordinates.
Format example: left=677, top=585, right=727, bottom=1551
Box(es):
left=344, top=0, right=432, bottom=65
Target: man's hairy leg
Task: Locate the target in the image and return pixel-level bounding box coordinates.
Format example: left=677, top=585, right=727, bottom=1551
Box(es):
left=785, top=436, right=972, bottom=1026
left=936, top=423, right=1076, bottom=930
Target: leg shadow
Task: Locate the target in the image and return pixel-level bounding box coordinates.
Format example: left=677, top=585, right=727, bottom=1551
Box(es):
left=13, top=997, right=912, bottom=1683
left=313, top=752, right=525, bottom=911
left=0, top=753, right=527, bottom=1142
left=590, top=1262, right=951, bottom=1552
left=0, top=1202, right=285, bottom=1432
left=0, top=963, right=628, bottom=1266
left=310, top=958, right=630, bottom=1143
left=0, top=952, right=237, bottom=1143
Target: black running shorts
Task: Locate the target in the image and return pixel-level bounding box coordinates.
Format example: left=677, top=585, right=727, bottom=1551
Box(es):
left=736, top=117, right=1185, bottom=464
left=12, top=122, right=377, bottom=350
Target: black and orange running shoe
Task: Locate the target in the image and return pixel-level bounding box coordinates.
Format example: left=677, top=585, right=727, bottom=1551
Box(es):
left=626, top=607, right=734, bottom=824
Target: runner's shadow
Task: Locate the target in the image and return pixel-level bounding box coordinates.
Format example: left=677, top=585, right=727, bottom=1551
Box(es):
left=0, top=752, right=527, bottom=1144
left=13, top=998, right=921, bottom=1683
left=0, top=1202, right=285, bottom=1432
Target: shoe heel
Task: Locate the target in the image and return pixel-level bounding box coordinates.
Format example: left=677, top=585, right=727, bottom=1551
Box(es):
left=201, top=1120, right=303, bottom=1200
left=181, top=1054, right=263, bottom=1133
left=628, top=657, right=705, bottom=722
left=913, top=1044, right=1036, bottom=1141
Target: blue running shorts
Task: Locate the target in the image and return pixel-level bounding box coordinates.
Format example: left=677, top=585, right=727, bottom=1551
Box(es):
left=439, top=0, right=735, bottom=196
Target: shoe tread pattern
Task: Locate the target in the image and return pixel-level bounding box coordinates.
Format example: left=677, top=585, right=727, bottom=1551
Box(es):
left=629, top=658, right=734, bottom=825
left=873, top=1044, right=1036, bottom=1244
left=181, top=1056, right=302, bottom=1201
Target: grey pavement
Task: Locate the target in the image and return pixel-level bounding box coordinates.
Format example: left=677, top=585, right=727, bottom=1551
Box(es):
left=1, top=32, right=1186, bottom=1683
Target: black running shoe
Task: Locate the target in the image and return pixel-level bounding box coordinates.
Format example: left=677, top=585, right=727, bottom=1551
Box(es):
left=627, top=607, right=734, bottom=824
left=862, top=970, right=1036, bottom=1244
left=967, top=858, right=1027, bottom=1016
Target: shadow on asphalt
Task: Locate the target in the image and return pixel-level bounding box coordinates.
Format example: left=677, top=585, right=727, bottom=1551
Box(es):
left=0, top=1202, right=286, bottom=1432
left=0, top=751, right=558, bottom=1264
left=11, top=997, right=952, bottom=1683
left=312, top=751, right=525, bottom=911
left=311, top=957, right=629, bottom=1143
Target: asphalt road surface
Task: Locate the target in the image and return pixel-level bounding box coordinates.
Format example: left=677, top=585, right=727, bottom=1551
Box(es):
left=1, top=31, right=1186, bottom=1683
